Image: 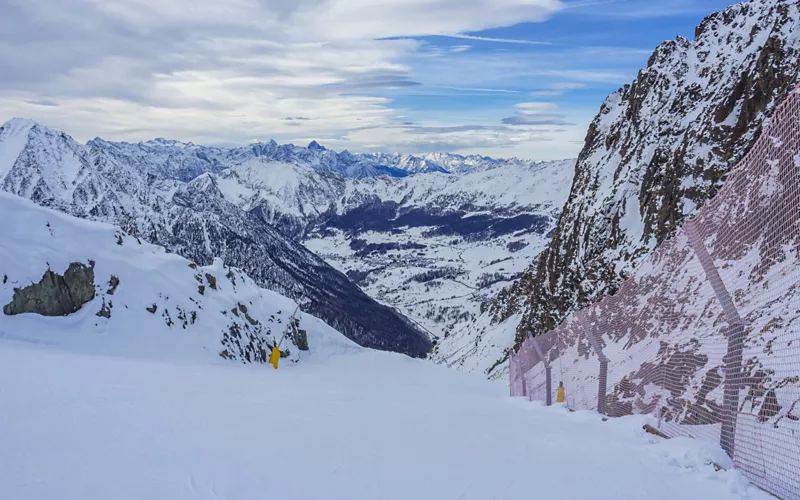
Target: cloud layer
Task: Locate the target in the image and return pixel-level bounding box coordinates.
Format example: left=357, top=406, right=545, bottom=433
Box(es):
left=0, top=0, right=642, bottom=158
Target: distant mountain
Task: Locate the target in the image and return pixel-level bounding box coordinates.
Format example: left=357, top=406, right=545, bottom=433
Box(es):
left=208, top=156, right=575, bottom=347
left=475, top=0, right=800, bottom=378
left=86, top=133, right=541, bottom=180
left=0, top=119, right=431, bottom=357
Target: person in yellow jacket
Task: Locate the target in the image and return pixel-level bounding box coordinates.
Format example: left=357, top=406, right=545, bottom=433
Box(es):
left=269, top=346, right=281, bottom=370
left=556, top=381, right=565, bottom=403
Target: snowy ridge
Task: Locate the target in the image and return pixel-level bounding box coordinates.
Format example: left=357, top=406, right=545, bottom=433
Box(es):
left=0, top=192, right=357, bottom=363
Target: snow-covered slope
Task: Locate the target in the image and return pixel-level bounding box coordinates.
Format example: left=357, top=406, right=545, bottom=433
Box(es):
left=0, top=192, right=356, bottom=363
left=0, top=120, right=431, bottom=357
left=0, top=335, right=773, bottom=500
left=476, top=0, right=800, bottom=377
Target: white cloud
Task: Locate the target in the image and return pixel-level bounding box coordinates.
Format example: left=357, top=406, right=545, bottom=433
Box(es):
left=285, top=0, right=564, bottom=41
left=501, top=101, right=574, bottom=126
left=438, top=34, right=553, bottom=45
left=450, top=45, right=473, bottom=53
left=0, top=0, right=611, bottom=159
left=530, top=82, right=587, bottom=96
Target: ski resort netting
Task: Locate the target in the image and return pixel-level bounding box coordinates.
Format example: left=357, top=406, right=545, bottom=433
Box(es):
left=510, top=86, right=800, bottom=500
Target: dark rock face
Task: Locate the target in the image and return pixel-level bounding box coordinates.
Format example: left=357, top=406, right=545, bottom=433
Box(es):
left=3, top=262, right=95, bottom=316
left=487, top=0, right=800, bottom=371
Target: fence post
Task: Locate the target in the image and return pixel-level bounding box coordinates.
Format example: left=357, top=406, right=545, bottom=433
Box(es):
left=579, top=315, right=609, bottom=415
left=509, top=352, right=514, bottom=396
left=597, top=358, right=608, bottom=415
left=685, top=220, right=746, bottom=459
left=531, top=336, right=552, bottom=406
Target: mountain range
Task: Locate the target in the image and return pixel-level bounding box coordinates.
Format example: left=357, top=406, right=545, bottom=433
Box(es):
left=0, top=118, right=572, bottom=359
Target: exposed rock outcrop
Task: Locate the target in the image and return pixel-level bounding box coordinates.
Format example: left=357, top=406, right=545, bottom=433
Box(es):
left=3, top=262, right=95, bottom=316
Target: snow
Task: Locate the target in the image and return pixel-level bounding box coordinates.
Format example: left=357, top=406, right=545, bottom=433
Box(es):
left=0, top=339, right=773, bottom=500
left=0, top=191, right=356, bottom=364
left=0, top=117, right=35, bottom=179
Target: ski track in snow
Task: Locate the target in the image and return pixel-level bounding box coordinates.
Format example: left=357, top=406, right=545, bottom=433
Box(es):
left=0, top=340, right=772, bottom=500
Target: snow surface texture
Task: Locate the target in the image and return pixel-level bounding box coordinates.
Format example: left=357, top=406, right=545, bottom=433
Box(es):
left=0, top=338, right=774, bottom=500
left=0, top=192, right=357, bottom=364
left=0, top=119, right=432, bottom=356
left=512, top=85, right=800, bottom=500
left=487, top=0, right=800, bottom=376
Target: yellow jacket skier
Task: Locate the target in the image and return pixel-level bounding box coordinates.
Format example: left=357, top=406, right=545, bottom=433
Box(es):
left=269, top=346, right=280, bottom=370
left=556, top=381, right=565, bottom=403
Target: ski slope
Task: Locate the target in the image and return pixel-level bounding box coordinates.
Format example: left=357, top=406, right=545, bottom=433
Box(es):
left=0, top=340, right=772, bottom=500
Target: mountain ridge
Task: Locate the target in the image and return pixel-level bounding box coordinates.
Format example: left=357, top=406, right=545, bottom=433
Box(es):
left=479, top=0, right=800, bottom=376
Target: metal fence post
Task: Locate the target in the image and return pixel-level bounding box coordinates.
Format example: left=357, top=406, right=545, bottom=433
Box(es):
left=531, top=336, right=552, bottom=406
left=579, top=315, right=609, bottom=415
left=685, top=220, right=746, bottom=459
left=597, top=358, right=608, bottom=415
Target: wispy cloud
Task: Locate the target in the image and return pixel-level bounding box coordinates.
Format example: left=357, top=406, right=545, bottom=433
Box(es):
left=24, top=99, right=59, bottom=107
left=0, top=0, right=569, bottom=155
left=560, top=0, right=720, bottom=19
left=438, top=34, right=553, bottom=45
left=530, top=82, right=586, bottom=96
left=1, top=0, right=668, bottom=160
left=435, top=86, right=522, bottom=93
left=501, top=102, right=574, bottom=126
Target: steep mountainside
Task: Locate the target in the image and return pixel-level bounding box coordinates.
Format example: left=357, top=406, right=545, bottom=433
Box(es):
left=0, top=192, right=356, bottom=363
left=0, top=120, right=431, bottom=356
left=482, top=0, right=800, bottom=376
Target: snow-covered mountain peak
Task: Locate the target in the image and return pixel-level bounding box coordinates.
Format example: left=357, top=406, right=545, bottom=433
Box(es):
left=1, top=117, right=40, bottom=136
left=142, top=137, right=199, bottom=149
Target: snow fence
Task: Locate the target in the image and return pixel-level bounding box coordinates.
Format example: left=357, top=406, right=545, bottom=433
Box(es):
left=510, top=86, right=800, bottom=500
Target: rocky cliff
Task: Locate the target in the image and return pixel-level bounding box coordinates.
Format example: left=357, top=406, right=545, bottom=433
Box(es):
left=489, top=0, right=800, bottom=373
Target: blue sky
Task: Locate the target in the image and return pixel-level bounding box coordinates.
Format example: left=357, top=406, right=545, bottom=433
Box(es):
left=0, top=0, right=738, bottom=159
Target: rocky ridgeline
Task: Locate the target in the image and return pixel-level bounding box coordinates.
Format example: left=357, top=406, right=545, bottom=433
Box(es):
left=484, top=0, right=800, bottom=375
